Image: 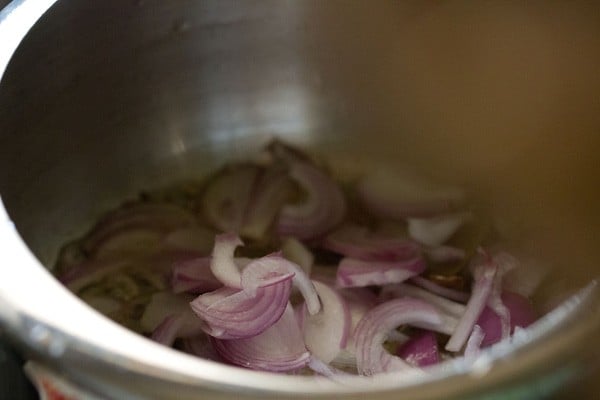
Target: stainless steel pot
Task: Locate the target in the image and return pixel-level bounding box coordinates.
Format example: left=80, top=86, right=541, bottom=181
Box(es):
left=0, top=1, right=599, bottom=399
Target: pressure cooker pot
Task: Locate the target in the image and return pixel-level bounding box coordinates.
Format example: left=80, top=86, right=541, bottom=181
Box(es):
left=0, top=1, right=599, bottom=399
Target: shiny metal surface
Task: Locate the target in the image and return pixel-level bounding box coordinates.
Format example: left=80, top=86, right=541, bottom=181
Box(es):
left=0, top=1, right=599, bottom=399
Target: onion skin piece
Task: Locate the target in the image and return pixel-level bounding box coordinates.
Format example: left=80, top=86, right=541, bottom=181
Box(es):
left=354, top=298, right=444, bottom=375
left=302, top=281, right=351, bottom=363
left=211, top=304, right=310, bottom=372
left=336, top=257, right=426, bottom=288
left=277, top=161, right=346, bottom=240
left=396, top=331, right=440, bottom=368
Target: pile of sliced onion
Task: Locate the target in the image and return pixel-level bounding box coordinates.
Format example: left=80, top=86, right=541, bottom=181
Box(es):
left=56, top=140, right=552, bottom=377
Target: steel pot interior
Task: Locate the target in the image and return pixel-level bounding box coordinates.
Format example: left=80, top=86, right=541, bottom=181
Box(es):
left=0, top=1, right=599, bottom=399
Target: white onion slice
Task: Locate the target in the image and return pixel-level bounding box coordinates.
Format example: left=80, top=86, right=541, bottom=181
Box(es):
left=93, top=229, right=164, bottom=259
left=486, top=252, right=517, bottom=340
left=281, top=237, right=314, bottom=276
left=308, top=357, right=351, bottom=377
left=445, top=261, right=497, bottom=352
left=407, top=212, right=472, bottom=247
left=202, top=165, right=260, bottom=233
left=277, top=162, right=346, bottom=240
left=150, top=313, right=205, bottom=347
left=380, top=283, right=466, bottom=318
left=336, top=257, right=426, bottom=288
left=357, top=169, right=465, bottom=219
left=140, top=292, right=195, bottom=333
left=302, top=281, right=351, bottom=363
left=210, top=233, right=244, bottom=288
left=211, top=304, right=310, bottom=372
left=241, top=168, right=294, bottom=240
left=464, top=324, right=485, bottom=361
left=354, top=298, right=443, bottom=375
left=409, top=276, right=470, bottom=303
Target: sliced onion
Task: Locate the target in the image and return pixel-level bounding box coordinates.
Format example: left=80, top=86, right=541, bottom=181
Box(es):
left=380, top=283, right=466, bottom=318
left=242, top=254, right=320, bottom=315
left=396, top=331, right=440, bottom=367
left=336, top=257, right=426, bottom=288
left=83, top=203, right=197, bottom=254
left=241, top=168, right=294, bottom=240
left=180, top=334, right=221, bottom=362
left=211, top=304, right=310, bottom=372
left=281, top=237, right=314, bottom=276
left=202, top=165, right=260, bottom=233
left=476, top=291, right=537, bottom=347
left=239, top=254, right=296, bottom=295
left=486, top=252, right=518, bottom=340
left=190, top=278, right=292, bottom=339
left=93, top=228, right=164, bottom=259
left=171, top=257, right=221, bottom=294
left=79, top=294, right=121, bottom=317
left=409, top=276, right=470, bottom=303
left=164, top=226, right=215, bottom=253
left=308, top=357, right=351, bottom=377
left=210, top=233, right=244, bottom=288
left=445, top=261, right=497, bottom=352
left=323, top=224, right=420, bottom=261
left=150, top=313, right=205, bottom=347
left=334, top=287, right=379, bottom=368
left=277, top=162, right=346, bottom=240
left=357, top=168, right=465, bottom=219
left=354, top=298, right=443, bottom=375
left=464, top=324, right=484, bottom=361
left=302, top=281, right=351, bottom=363
left=60, top=259, right=131, bottom=292
left=407, top=212, right=472, bottom=247
left=425, top=245, right=466, bottom=264
left=140, top=292, right=195, bottom=333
